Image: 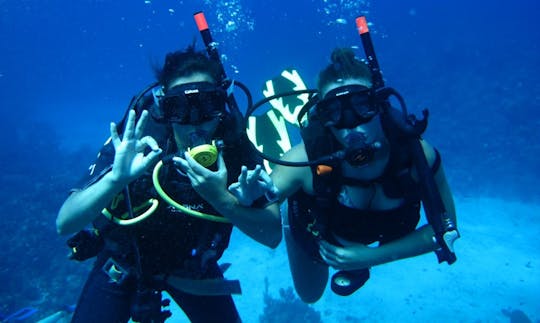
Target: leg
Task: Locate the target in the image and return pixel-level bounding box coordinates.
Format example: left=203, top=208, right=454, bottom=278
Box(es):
left=71, top=260, right=134, bottom=323
left=167, top=289, right=240, bottom=323
left=283, top=211, right=328, bottom=303
left=166, top=262, right=240, bottom=323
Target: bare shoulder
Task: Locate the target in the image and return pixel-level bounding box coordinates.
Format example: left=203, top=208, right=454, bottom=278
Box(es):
left=271, top=143, right=314, bottom=198
left=282, top=142, right=309, bottom=161
left=420, top=139, right=438, bottom=167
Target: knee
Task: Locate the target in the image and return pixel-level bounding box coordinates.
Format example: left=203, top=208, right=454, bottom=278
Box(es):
left=299, top=294, right=322, bottom=304
left=292, top=279, right=325, bottom=304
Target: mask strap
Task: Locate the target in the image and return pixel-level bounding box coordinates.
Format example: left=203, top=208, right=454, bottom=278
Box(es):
left=297, top=94, right=320, bottom=128
left=152, top=86, right=165, bottom=107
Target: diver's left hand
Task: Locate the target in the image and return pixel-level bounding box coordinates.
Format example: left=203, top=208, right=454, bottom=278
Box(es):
left=173, top=151, right=228, bottom=201
left=319, top=236, right=374, bottom=271
left=228, top=165, right=278, bottom=206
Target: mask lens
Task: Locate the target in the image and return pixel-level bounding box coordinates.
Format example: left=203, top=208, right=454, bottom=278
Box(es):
left=162, top=95, right=189, bottom=123
left=316, top=99, right=343, bottom=127
left=161, top=83, right=226, bottom=124
left=350, top=93, right=378, bottom=123
left=316, top=86, right=378, bottom=129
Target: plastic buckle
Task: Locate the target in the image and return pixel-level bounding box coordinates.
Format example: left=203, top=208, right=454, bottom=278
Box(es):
left=102, top=257, right=130, bottom=284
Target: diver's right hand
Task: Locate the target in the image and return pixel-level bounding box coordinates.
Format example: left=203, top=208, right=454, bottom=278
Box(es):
left=228, top=165, right=278, bottom=206
left=109, top=110, right=162, bottom=185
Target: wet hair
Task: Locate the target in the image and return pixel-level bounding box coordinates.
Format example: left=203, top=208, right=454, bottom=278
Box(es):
left=154, top=43, right=222, bottom=90
left=317, top=47, right=372, bottom=92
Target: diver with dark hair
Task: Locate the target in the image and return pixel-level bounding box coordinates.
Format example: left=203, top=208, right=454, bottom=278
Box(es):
left=208, top=44, right=458, bottom=303
left=56, top=43, right=280, bottom=322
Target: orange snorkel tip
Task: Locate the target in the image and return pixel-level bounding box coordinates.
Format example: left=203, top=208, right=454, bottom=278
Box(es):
left=356, top=16, right=369, bottom=35
left=194, top=11, right=209, bottom=31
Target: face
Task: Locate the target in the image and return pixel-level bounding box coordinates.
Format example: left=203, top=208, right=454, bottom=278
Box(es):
left=165, top=73, right=224, bottom=151
left=321, top=78, right=389, bottom=166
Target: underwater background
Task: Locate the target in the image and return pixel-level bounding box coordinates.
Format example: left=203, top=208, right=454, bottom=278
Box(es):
left=0, top=0, right=538, bottom=322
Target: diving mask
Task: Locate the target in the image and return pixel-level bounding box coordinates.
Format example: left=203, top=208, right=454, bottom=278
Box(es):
left=316, top=85, right=379, bottom=129
left=160, top=81, right=227, bottom=125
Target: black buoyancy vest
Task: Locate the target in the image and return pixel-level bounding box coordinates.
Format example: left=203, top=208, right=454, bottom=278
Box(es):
left=293, top=107, right=428, bottom=241
left=91, top=95, right=262, bottom=273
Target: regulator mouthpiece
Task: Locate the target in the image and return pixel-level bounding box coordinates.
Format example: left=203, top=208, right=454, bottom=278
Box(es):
left=188, top=143, right=218, bottom=168
left=344, top=132, right=381, bottom=167
left=187, top=130, right=221, bottom=168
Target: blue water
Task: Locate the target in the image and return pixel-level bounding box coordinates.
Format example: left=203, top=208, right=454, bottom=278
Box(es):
left=0, top=0, right=538, bottom=321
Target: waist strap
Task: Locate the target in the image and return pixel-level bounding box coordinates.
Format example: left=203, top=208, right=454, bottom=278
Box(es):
left=155, top=274, right=242, bottom=296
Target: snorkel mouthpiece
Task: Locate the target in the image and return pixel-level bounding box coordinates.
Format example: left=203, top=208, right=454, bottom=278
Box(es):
left=343, top=132, right=381, bottom=166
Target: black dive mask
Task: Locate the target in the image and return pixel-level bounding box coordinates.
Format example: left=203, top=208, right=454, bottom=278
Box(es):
left=160, top=82, right=227, bottom=125
left=316, top=85, right=379, bottom=129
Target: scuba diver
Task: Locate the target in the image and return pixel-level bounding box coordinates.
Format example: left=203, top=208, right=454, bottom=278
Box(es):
left=216, top=17, right=459, bottom=303
left=56, top=16, right=280, bottom=321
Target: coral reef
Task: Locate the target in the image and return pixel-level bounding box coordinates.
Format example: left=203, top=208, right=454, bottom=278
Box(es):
left=0, top=120, right=93, bottom=318
left=259, top=278, right=322, bottom=323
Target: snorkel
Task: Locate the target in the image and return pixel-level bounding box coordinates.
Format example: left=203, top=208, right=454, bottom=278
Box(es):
left=356, top=16, right=459, bottom=264
left=152, top=11, right=254, bottom=223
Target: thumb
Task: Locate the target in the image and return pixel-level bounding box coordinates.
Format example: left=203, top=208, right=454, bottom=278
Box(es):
left=216, top=152, right=227, bottom=175
left=228, top=182, right=240, bottom=191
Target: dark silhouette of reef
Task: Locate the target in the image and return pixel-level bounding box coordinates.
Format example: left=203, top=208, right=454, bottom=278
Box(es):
left=259, top=278, right=322, bottom=323
left=0, top=119, right=94, bottom=319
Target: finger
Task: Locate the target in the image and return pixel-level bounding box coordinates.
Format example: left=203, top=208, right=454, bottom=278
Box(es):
left=143, top=149, right=162, bottom=168
left=134, top=110, right=148, bottom=139
left=110, top=122, right=121, bottom=148
left=138, top=135, right=160, bottom=152
left=238, top=166, right=248, bottom=184
left=216, top=152, right=227, bottom=174
left=184, top=168, right=199, bottom=186
left=319, top=239, right=331, bottom=249
left=259, top=166, right=272, bottom=182
left=173, top=156, right=190, bottom=174
left=184, top=151, right=210, bottom=175
left=319, top=247, right=336, bottom=267
left=247, top=165, right=262, bottom=185
left=319, top=243, right=343, bottom=267
left=228, top=182, right=240, bottom=191
left=123, top=110, right=136, bottom=140
left=319, top=240, right=340, bottom=258
left=319, top=248, right=328, bottom=262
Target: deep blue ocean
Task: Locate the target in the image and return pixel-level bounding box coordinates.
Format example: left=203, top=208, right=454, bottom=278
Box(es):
left=0, top=0, right=538, bottom=322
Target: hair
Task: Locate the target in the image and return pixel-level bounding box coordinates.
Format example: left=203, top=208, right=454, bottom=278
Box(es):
left=317, top=47, right=373, bottom=93
left=154, top=43, right=222, bottom=90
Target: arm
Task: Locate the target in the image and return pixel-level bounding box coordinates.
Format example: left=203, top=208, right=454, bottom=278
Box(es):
left=421, top=140, right=457, bottom=225
left=205, top=186, right=283, bottom=249
left=174, top=143, right=310, bottom=248
left=56, top=110, right=162, bottom=235
left=174, top=152, right=282, bottom=248
left=320, top=224, right=437, bottom=270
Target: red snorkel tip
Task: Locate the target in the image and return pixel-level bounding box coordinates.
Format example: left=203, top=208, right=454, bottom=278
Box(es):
left=356, top=16, right=369, bottom=35
left=194, top=11, right=209, bottom=31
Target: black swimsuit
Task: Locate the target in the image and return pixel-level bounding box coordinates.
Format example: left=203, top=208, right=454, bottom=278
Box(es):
left=288, top=187, right=421, bottom=261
